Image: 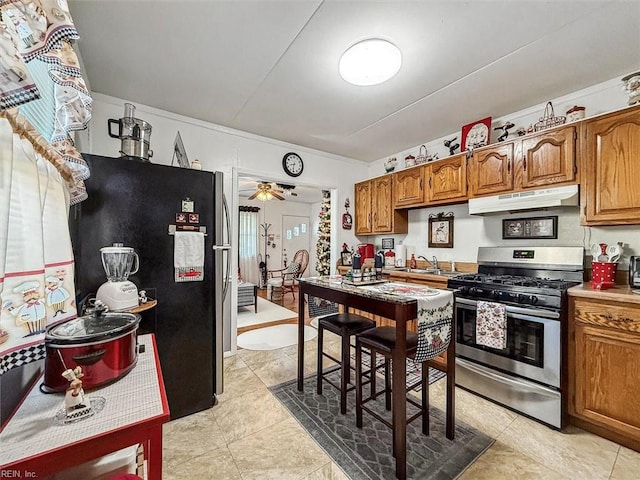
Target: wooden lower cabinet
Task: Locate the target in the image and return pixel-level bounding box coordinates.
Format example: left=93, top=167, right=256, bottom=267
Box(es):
left=568, top=296, right=640, bottom=451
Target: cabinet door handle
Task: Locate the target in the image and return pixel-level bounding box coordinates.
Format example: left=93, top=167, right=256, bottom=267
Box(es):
left=419, top=179, right=423, bottom=189
left=523, top=156, right=527, bottom=171
left=507, top=160, right=511, bottom=173
left=428, top=177, right=432, bottom=189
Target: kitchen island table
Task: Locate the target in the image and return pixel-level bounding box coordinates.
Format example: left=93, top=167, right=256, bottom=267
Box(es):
left=297, top=277, right=455, bottom=480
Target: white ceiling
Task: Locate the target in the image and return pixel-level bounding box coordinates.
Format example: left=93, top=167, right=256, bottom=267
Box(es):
left=69, top=1, right=640, bottom=163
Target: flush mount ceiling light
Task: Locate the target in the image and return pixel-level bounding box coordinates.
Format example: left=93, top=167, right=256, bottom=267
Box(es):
left=339, top=38, right=402, bottom=86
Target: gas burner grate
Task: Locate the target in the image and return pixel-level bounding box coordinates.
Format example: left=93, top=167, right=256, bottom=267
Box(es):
left=452, top=274, right=577, bottom=291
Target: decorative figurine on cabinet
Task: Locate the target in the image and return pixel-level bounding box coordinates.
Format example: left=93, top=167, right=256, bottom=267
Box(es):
left=384, top=157, right=397, bottom=173
left=443, top=137, right=460, bottom=156
left=622, top=71, right=640, bottom=106
left=494, top=122, right=515, bottom=142
left=62, top=366, right=92, bottom=419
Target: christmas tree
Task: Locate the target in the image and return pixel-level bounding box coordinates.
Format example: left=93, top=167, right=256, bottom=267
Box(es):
left=316, top=190, right=331, bottom=275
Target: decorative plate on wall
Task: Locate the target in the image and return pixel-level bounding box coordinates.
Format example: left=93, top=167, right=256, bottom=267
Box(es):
left=461, top=117, right=492, bottom=151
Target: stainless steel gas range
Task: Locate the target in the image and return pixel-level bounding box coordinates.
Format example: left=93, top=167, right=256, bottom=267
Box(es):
left=447, top=246, right=584, bottom=428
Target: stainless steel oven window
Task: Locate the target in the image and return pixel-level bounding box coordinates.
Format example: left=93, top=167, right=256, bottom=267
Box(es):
left=454, top=298, right=561, bottom=388
left=456, top=303, right=545, bottom=368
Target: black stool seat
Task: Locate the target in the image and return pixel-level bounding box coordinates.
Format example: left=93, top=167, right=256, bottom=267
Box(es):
left=356, top=326, right=418, bottom=354
left=317, top=312, right=376, bottom=414
left=318, top=313, right=376, bottom=333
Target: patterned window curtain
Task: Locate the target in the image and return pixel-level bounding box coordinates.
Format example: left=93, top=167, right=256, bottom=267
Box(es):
left=238, top=207, right=260, bottom=285
left=0, top=112, right=77, bottom=374
left=0, top=0, right=88, bottom=376
left=0, top=0, right=90, bottom=205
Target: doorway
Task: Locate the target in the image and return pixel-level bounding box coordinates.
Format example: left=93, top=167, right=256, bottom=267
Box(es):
left=282, top=215, right=310, bottom=276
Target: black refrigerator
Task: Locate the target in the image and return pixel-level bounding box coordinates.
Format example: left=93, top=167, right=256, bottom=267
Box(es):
left=70, top=154, right=230, bottom=420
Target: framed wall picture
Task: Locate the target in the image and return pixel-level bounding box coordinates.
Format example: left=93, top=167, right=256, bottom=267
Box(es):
left=502, top=216, right=558, bottom=239
left=428, top=212, right=454, bottom=248
left=461, top=116, right=492, bottom=151
left=341, top=251, right=353, bottom=266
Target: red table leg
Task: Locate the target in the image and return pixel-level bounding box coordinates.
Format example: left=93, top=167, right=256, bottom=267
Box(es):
left=146, top=426, right=163, bottom=480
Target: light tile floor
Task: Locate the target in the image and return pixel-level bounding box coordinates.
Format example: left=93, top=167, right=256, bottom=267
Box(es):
left=163, top=331, right=640, bottom=479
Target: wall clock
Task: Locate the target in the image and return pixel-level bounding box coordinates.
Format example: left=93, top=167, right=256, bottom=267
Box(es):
left=282, top=152, right=303, bottom=177
left=461, top=117, right=492, bottom=151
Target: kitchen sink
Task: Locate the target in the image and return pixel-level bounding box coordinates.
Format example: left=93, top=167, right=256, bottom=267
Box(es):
left=385, top=268, right=459, bottom=277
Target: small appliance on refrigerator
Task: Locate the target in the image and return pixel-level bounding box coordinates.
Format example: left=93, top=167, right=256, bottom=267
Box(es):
left=95, top=243, right=140, bottom=311
left=70, top=154, right=230, bottom=419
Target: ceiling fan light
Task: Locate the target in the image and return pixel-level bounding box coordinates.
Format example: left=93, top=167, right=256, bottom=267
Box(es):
left=256, top=190, right=273, bottom=202
left=339, top=38, right=402, bottom=86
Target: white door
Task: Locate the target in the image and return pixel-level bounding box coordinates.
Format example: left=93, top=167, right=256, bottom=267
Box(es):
left=282, top=215, right=310, bottom=277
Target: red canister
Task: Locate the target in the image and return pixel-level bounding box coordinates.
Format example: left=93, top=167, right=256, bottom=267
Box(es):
left=357, top=243, right=374, bottom=260
left=591, top=261, right=617, bottom=290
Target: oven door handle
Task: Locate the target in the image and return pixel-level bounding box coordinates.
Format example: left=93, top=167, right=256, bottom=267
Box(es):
left=455, top=297, right=560, bottom=320
left=457, top=358, right=560, bottom=398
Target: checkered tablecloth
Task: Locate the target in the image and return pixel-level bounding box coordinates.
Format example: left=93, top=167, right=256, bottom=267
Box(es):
left=0, top=335, right=164, bottom=465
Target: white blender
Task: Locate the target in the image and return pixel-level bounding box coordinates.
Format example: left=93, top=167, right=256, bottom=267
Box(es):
left=96, top=243, right=140, bottom=311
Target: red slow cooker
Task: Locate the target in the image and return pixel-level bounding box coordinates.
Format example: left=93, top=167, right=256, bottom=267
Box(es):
left=42, top=308, right=141, bottom=393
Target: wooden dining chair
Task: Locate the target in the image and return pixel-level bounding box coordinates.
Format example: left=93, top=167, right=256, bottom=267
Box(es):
left=268, top=249, right=309, bottom=299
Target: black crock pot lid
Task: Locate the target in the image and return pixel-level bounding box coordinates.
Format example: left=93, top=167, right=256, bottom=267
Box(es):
left=46, top=312, right=140, bottom=342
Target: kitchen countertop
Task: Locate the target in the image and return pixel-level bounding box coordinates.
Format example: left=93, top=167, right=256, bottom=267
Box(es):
left=568, top=282, right=640, bottom=305
left=298, top=276, right=447, bottom=304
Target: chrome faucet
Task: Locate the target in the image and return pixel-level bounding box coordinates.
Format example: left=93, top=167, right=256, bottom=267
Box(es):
left=417, top=255, right=439, bottom=270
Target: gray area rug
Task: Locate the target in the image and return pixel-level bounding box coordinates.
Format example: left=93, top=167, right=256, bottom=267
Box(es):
left=270, top=373, right=494, bottom=480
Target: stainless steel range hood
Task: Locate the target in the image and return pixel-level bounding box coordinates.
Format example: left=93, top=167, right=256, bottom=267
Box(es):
left=468, top=184, right=579, bottom=215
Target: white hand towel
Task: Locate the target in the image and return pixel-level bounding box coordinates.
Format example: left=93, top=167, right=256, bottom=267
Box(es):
left=174, top=231, right=205, bottom=268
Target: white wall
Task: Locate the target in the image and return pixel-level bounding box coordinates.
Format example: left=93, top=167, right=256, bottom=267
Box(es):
left=80, top=93, right=364, bottom=353
left=82, top=93, right=363, bottom=260
left=362, top=76, right=640, bottom=269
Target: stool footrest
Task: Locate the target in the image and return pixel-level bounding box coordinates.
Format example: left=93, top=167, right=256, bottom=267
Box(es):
left=360, top=403, right=393, bottom=430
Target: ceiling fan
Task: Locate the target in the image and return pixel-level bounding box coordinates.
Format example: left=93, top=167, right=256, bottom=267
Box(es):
left=275, top=183, right=298, bottom=198
left=248, top=181, right=284, bottom=201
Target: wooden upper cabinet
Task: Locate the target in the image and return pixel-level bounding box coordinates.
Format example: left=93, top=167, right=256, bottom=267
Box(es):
left=469, top=142, right=514, bottom=196
left=393, top=166, right=425, bottom=207
left=427, top=154, right=467, bottom=203
left=582, top=105, right=640, bottom=225
left=354, top=180, right=372, bottom=234
left=354, top=176, right=408, bottom=234
left=518, top=125, right=577, bottom=188
left=372, top=176, right=394, bottom=232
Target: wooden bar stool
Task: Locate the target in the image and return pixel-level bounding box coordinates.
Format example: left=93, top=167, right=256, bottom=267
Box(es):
left=354, top=299, right=454, bottom=448
left=309, top=296, right=377, bottom=414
